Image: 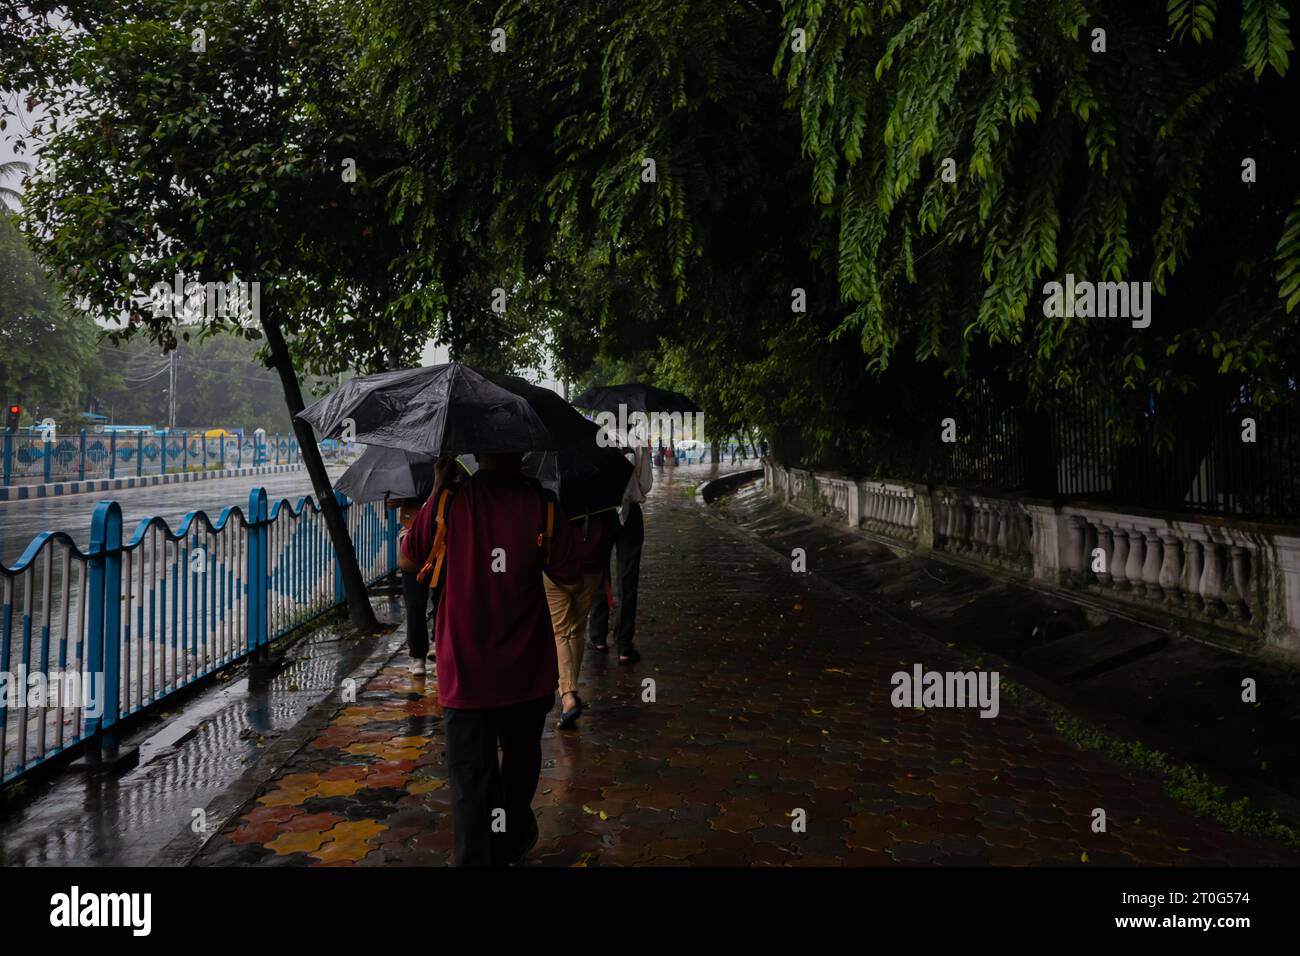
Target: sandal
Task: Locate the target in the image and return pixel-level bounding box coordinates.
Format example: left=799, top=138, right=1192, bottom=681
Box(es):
left=617, top=648, right=641, bottom=665
left=589, top=639, right=609, bottom=652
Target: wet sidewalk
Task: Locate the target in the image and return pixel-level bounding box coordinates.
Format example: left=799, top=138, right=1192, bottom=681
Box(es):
left=191, top=463, right=1298, bottom=866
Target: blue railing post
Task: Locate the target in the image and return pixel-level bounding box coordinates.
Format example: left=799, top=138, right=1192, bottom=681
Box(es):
left=202, top=435, right=208, bottom=472
left=160, top=433, right=167, bottom=476
left=108, top=432, right=117, bottom=480
left=386, top=504, right=399, bottom=574
left=2, top=429, right=11, bottom=487
left=220, top=437, right=226, bottom=471
left=334, top=491, right=349, bottom=605
left=237, top=437, right=243, bottom=470
left=42, top=434, right=52, bottom=484
left=85, top=500, right=123, bottom=762
left=78, top=429, right=86, bottom=481
left=246, top=487, right=268, bottom=652
left=183, top=432, right=189, bottom=472
left=135, top=432, right=143, bottom=478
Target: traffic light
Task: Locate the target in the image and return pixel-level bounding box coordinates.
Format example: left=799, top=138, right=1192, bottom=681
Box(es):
left=5, top=404, right=21, bottom=432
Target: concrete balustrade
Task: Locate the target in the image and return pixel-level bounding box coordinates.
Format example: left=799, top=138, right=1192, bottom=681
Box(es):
left=860, top=481, right=918, bottom=540
left=761, top=459, right=1300, bottom=654
left=1062, top=506, right=1261, bottom=628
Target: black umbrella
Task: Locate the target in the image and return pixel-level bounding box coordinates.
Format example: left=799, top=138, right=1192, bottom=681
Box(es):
left=573, top=382, right=701, bottom=415
left=335, top=445, right=435, bottom=503
left=524, top=442, right=633, bottom=519
left=297, top=363, right=593, bottom=456
left=574, top=382, right=701, bottom=447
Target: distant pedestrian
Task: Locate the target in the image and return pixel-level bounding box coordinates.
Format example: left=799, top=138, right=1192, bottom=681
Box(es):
left=399, top=452, right=580, bottom=866
left=545, top=508, right=617, bottom=730
left=588, top=439, right=651, bottom=665
left=393, top=493, right=436, bottom=676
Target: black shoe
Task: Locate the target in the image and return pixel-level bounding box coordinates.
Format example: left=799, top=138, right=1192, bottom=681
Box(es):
left=617, top=648, right=641, bottom=665
left=509, top=817, right=540, bottom=866
left=589, top=638, right=609, bottom=652
left=557, top=696, right=584, bottom=731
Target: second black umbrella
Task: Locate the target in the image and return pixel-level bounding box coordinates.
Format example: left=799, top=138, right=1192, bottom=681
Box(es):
left=335, top=445, right=435, bottom=503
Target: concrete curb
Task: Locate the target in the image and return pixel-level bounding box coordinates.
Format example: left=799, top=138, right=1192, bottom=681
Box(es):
left=0, top=463, right=304, bottom=504
left=695, top=468, right=763, bottom=506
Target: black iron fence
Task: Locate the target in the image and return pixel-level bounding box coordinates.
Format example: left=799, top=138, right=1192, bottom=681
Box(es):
left=1045, top=380, right=1300, bottom=518
left=786, top=378, right=1300, bottom=520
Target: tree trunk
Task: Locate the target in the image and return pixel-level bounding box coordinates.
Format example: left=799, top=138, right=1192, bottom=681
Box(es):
left=260, top=308, right=381, bottom=633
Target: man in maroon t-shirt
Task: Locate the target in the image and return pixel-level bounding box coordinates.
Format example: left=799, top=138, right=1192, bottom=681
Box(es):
left=399, top=452, right=579, bottom=866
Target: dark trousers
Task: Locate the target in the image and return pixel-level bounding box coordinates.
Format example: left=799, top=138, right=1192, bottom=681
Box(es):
left=401, top=569, right=435, bottom=658
left=443, top=693, right=554, bottom=866
left=587, top=501, right=643, bottom=653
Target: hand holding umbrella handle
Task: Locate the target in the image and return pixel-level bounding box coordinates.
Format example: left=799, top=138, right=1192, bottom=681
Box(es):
left=432, top=455, right=456, bottom=493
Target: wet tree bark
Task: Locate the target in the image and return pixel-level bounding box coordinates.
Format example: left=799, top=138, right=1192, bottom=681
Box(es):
left=260, top=307, right=381, bottom=633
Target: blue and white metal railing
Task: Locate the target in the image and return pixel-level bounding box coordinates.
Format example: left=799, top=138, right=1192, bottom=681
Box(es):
left=0, top=431, right=303, bottom=487
left=0, top=488, right=396, bottom=782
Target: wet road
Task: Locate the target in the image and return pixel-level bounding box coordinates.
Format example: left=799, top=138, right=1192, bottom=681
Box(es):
left=0, top=467, right=344, bottom=567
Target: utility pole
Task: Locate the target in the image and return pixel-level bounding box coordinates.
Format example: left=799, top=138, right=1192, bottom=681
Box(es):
left=167, top=346, right=177, bottom=429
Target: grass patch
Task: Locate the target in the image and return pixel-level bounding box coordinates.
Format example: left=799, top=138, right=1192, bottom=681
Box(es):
left=1002, top=680, right=1300, bottom=848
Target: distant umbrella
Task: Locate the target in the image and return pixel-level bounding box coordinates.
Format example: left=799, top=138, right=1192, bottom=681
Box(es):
left=574, top=382, right=701, bottom=446
left=298, top=362, right=594, bottom=456
left=573, top=382, right=701, bottom=415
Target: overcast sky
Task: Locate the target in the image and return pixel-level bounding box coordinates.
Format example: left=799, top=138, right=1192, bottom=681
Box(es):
left=0, top=93, right=42, bottom=187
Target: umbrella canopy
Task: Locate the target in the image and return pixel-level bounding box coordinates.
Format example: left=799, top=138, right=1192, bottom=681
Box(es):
left=573, top=382, right=701, bottom=415
left=336, top=445, right=435, bottom=503
left=298, top=363, right=593, bottom=456
left=523, top=442, right=633, bottom=519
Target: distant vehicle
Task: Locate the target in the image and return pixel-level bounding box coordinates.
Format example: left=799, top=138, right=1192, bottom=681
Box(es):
left=204, top=428, right=237, bottom=439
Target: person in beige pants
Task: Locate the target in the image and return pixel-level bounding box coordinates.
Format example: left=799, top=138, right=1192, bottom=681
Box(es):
left=545, top=510, right=616, bottom=730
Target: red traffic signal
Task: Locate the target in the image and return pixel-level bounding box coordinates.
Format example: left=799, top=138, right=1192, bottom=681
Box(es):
left=4, top=404, right=21, bottom=431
